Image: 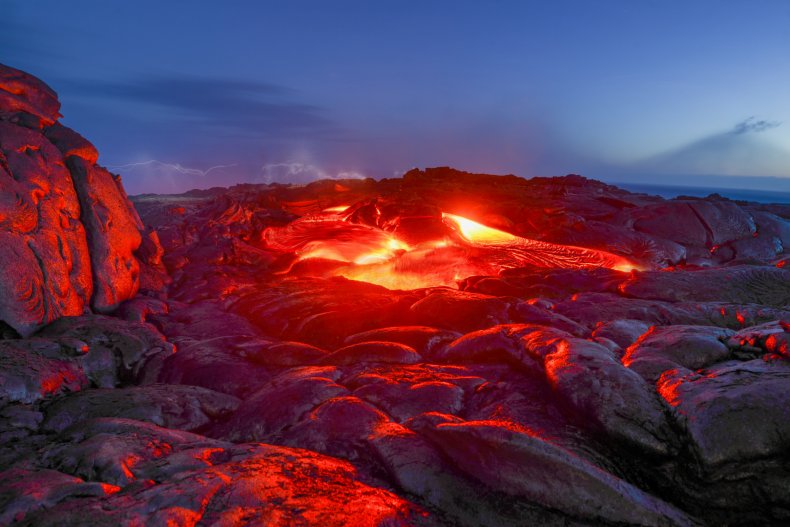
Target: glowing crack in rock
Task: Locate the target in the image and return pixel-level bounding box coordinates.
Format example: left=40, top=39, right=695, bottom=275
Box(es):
left=263, top=209, right=640, bottom=289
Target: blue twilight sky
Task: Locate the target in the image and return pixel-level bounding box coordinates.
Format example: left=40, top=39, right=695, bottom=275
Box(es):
left=3, top=0, right=790, bottom=194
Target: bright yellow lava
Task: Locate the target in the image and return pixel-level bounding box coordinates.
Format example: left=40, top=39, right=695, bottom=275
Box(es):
left=352, top=238, right=410, bottom=265
left=442, top=213, right=517, bottom=243
left=297, top=234, right=409, bottom=266
left=322, top=205, right=350, bottom=213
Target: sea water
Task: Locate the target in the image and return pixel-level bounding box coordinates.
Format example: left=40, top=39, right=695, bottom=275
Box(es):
left=614, top=183, right=790, bottom=204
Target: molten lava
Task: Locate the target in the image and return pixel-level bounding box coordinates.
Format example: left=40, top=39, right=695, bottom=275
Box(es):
left=263, top=208, right=640, bottom=289
left=442, top=213, right=638, bottom=273
left=443, top=213, right=518, bottom=243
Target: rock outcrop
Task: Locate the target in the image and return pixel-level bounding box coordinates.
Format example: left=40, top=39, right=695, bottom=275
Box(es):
left=0, top=63, right=147, bottom=336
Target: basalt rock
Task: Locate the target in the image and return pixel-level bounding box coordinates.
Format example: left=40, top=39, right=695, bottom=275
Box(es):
left=66, top=157, right=143, bottom=312
left=0, top=65, right=60, bottom=127
left=0, top=63, right=144, bottom=336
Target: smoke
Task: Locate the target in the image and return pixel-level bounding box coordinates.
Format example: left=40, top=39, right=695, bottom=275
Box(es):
left=258, top=163, right=365, bottom=184
left=732, top=116, right=781, bottom=135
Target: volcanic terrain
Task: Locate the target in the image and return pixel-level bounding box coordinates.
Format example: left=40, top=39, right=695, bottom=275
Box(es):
left=1, top=63, right=790, bottom=526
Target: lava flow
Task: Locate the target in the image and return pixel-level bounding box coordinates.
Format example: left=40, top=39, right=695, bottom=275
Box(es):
left=263, top=207, right=640, bottom=289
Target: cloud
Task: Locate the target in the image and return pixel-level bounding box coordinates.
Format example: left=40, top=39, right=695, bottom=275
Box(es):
left=60, top=75, right=335, bottom=138
left=625, top=117, right=790, bottom=179
left=732, top=116, right=781, bottom=135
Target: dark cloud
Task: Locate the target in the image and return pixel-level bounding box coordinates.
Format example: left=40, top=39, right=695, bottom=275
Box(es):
left=732, top=116, right=781, bottom=135
left=60, top=75, right=335, bottom=138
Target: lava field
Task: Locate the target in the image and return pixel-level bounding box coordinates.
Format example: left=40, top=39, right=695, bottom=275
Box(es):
left=1, top=63, right=790, bottom=526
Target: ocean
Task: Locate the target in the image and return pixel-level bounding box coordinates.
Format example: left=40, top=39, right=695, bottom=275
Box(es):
left=613, top=183, right=790, bottom=204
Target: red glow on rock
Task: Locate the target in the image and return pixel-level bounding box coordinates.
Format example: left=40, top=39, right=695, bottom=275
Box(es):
left=101, top=483, right=122, bottom=495
left=40, top=370, right=82, bottom=396
left=656, top=369, right=687, bottom=407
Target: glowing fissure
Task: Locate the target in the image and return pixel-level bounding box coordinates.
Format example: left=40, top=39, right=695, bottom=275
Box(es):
left=263, top=209, right=640, bottom=289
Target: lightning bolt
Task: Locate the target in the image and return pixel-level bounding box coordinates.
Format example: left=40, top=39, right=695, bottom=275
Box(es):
left=107, top=160, right=237, bottom=176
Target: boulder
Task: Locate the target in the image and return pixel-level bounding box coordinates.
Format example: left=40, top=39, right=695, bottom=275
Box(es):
left=42, top=122, right=98, bottom=164
left=540, top=337, right=676, bottom=456
left=157, top=336, right=270, bottom=397
left=0, top=63, right=144, bottom=335
left=0, top=121, right=92, bottom=336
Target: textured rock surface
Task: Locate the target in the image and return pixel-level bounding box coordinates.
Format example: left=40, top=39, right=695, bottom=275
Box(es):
left=0, top=66, right=60, bottom=127
left=67, top=157, right=143, bottom=312
left=0, top=120, right=92, bottom=336
left=658, top=360, right=790, bottom=468
left=0, top=63, right=143, bottom=335
left=0, top=340, right=88, bottom=405
left=6, top=438, right=422, bottom=527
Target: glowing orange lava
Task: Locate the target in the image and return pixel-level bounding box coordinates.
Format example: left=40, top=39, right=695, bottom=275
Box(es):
left=263, top=209, right=641, bottom=290
left=442, top=213, right=638, bottom=273
left=442, top=213, right=518, bottom=243
left=322, top=205, right=351, bottom=214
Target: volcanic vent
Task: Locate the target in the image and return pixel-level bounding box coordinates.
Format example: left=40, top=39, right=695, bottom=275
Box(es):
left=2, top=64, right=790, bottom=527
